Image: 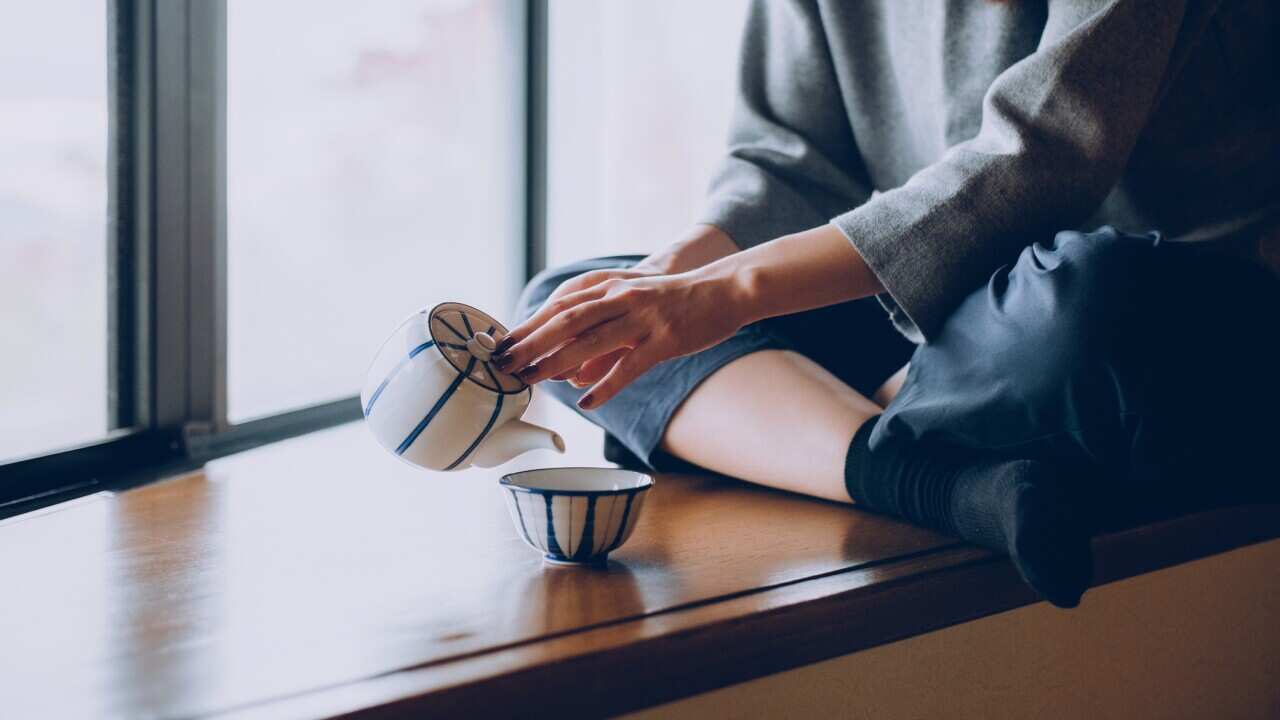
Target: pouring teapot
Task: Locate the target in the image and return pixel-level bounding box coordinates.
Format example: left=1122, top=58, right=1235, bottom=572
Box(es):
left=361, top=302, right=565, bottom=471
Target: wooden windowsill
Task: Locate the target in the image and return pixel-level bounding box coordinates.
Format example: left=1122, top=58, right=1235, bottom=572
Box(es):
left=3, top=398, right=1277, bottom=718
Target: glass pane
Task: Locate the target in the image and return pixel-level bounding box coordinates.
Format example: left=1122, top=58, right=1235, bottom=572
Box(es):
left=0, top=4, right=108, bottom=461
left=227, top=0, right=521, bottom=421
left=546, top=0, right=748, bottom=267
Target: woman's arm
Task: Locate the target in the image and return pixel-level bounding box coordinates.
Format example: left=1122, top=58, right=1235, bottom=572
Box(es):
left=712, top=224, right=882, bottom=325
left=516, top=0, right=875, bottom=388
left=529, top=225, right=738, bottom=330
left=698, top=0, right=873, bottom=251
left=523, top=225, right=738, bottom=386
left=497, top=223, right=880, bottom=408
left=835, top=0, right=1193, bottom=340
left=644, top=225, right=741, bottom=275
left=507, top=0, right=1199, bottom=403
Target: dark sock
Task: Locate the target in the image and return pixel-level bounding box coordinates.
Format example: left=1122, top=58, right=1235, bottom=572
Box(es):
left=845, top=416, right=1093, bottom=608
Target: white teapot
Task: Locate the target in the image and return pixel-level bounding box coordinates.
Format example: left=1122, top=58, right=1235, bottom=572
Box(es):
left=361, top=302, right=565, bottom=471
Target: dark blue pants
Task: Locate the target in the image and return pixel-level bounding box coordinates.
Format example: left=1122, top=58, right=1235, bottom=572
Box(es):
left=517, top=228, right=1279, bottom=515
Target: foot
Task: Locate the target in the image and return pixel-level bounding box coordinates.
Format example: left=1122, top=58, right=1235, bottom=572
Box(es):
left=846, top=418, right=1093, bottom=607
left=963, top=459, right=1094, bottom=608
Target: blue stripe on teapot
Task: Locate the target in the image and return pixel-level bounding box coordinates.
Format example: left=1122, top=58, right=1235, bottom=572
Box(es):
left=361, top=302, right=565, bottom=472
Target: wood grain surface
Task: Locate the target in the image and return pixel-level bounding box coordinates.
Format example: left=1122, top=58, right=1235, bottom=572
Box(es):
left=2, top=398, right=1274, bottom=719
left=0, top=403, right=950, bottom=718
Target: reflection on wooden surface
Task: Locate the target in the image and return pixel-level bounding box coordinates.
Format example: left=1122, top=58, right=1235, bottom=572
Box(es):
left=0, top=398, right=950, bottom=718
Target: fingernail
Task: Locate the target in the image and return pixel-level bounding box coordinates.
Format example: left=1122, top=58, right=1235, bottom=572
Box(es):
left=516, top=364, right=539, bottom=381
left=492, top=353, right=513, bottom=370
left=494, top=336, right=515, bottom=354
left=577, top=393, right=594, bottom=410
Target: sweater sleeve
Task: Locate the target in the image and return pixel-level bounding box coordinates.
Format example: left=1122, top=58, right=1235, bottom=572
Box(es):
left=832, top=0, right=1189, bottom=341
left=698, top=0, right=873, bottom=251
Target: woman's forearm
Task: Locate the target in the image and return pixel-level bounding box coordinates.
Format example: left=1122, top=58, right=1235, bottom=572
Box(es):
left=696, top=223, right=884, bottom=326
left=645, top=224, right=741, bottom=274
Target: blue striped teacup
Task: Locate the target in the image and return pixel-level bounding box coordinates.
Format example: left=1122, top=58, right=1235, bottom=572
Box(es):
left=501, top=468, right=653, bottom=565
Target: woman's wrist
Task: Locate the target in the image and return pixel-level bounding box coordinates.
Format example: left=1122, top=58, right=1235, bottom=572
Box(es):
left=644, top=224, right=739, bottom=274
left=694, top=223, right=883, bottom=328
left=686, top=254, right=765, bottom=330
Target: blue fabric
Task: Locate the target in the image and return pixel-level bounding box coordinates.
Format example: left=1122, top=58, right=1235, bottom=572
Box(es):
left=876, top=227, right=1280, bottom=519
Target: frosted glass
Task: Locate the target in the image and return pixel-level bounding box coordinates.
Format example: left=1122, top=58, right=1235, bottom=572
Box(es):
left=227, top=0, right=522, bottom=421
left=546, top=0, right=748, bottom=267
left=0, top=3, right=108, bottom=461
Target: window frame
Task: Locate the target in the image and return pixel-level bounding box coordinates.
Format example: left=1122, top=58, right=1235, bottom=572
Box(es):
left=0, top=0, right=549, bottom=508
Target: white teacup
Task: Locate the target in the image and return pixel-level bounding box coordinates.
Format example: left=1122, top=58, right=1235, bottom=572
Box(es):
left=501, top=467, right=654, bottom=564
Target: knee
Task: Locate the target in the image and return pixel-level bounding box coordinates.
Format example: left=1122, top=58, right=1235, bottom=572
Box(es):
left=514, top=255, right=642, bottom=323
left=1010, top=225, right=1155, bottom=326
left=974, top=227, right=1157, bottom=398
left=1040, top=226, right=1157, bottom=288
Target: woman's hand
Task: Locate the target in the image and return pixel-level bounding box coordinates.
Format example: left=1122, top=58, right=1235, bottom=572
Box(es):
left=524, top=263, right=666, bottom=387
left=515, top=224, right=742, bottom=388
left=497, top=223, right=882, bottom=409
left=494, top=266, right=751, bottom=409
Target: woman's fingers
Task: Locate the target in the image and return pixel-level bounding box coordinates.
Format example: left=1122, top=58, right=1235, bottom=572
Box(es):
left=507, top=270, right=636, bottom=343
left=578, top=343, right=663, bottom=410
left=500, top=284, right=611, bottom=355
left=553, top=350, right=624, bottom=386
left=517, top=323, right=639, bottom=384
left=568, top=350, right=627, bottom=387
left=495, top=294, right=625, bottom=373
left=553, top=268, right=632, bottom=298
left=507, top=269, right=653, bottom=350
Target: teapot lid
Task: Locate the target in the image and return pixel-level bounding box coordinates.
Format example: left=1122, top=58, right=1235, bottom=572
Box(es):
left=427, top=302, right=527, bottom=394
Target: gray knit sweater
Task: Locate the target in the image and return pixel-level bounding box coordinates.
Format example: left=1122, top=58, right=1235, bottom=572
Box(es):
left=699, top=0, right=1278, bottom=341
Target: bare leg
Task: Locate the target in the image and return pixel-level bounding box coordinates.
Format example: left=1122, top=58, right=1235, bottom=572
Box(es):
left=661, top=354, right=1092, bottom=606
left=659, top=350, right=887, bottom=503
left=871, top=363, right=909, bottom=407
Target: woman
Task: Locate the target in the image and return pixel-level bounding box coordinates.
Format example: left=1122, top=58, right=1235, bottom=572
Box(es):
left=497, top=0, right=1279, bottom=607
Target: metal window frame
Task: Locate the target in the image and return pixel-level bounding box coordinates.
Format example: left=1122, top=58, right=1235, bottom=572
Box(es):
left=153, top=0, right=227, bottom=439
left=0, top=0, right=179, bottom=511
left=525, top=0, right=549, bottom=280
left=1, top=0, right=549, bottom=509
left=108, top=0, right=149, bottom=432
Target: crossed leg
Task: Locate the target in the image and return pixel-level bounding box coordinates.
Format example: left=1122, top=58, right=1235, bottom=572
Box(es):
left=521, top=227, right=1278, bottom=608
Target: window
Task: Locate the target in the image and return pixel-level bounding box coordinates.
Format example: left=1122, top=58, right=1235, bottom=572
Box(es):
left=0, top=0, right=532, bottom=505
left=0, top=0, right=752, bottom=507
left=226, top=0, right=522, bottom=421
left=545, top=0, right=748, bottom=266
left=0, top=3, right=109, bottom=462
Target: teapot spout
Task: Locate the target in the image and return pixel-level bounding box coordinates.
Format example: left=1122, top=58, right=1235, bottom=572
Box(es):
left=470, top=419, right=565, bottom=469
